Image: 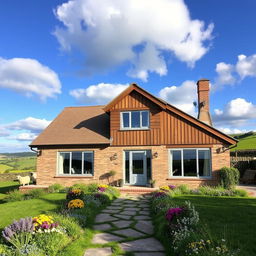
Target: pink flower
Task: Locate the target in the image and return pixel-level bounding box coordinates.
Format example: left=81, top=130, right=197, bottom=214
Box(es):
left=168, top=185, right=176, bottom=190
left=166, top=207, right=183, bottom=221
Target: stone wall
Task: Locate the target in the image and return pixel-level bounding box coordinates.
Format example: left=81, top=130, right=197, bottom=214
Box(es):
left=36, top=144, right=230, bottom=188
left=0, top=172, right=32, bottom=182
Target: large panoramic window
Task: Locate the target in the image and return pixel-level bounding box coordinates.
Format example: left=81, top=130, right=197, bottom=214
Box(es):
left=58, top=151, right=93, bottom=176
left=121, top=111, right=149, bottom=129
left=170, top=148, right=211, bottom=178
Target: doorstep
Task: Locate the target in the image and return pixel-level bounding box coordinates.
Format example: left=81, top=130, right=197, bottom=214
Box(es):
left=19, top=185, right=49, bottom=193
left=118, top=186, right=158, bottom=194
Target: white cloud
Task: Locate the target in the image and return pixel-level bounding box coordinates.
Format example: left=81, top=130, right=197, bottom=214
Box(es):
left=218, top=127, right=247, bottom=135
left=215, top=62, right=235, bottom=88
left=4, top=117, right=51, bottom=133
left=70, top=83, right=129, bottom=104
left=214, top=54, right=256, bottom=89
left=54, top=0, right=213, bottom=80
left=159, top=80, right=197, bottom=116
left=9, top=132, right=37, bottom=141
left=0, top=57, right=61, bottom=100
left=0, top=142, right=29, bottom=153
left=213, top=98, right=256, bottom=126
left=236, top=54, right=256, bottom=79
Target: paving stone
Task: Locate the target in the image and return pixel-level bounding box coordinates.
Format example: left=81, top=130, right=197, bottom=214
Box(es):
left=122, top=206, right=138, bottom=210
left=95, top=213, right=118, bottom=223
left=120, top=238, right=165, bottom=252
left=92, top=233, right=123, bottom=244
left=112, top=228, right=145, bottom=238
left=113, top=214, right=132, bottom=220
left=139, top=204, right=149, bottom=207
left=119, top=210, right=137, bottom=216
left=134, top=215, right=151, bottom=220
left=102, top=209, right=121, bottom=214
left=93, top=223, right=112, bottom=231
left=112, top=220, right=133, bottom=228
left=105, top=206, right=123, bottom=210
left=139, top=210, right=150, bottom=215
left=134, top=252, right=165, bottom=256
left=84, top=247, right=112, bottom=256
left=135, top=220, right=154, bottom=234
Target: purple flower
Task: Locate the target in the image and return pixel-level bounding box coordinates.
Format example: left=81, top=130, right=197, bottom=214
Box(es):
left=98, top=187, right=106, bottom=192
left=154, top=191, right=167, bottom=198
left=168, top=185, right=176, bottom=190
left=166, top=207, right=183, bottom=222
left=2, top=217, right=34, bottom=242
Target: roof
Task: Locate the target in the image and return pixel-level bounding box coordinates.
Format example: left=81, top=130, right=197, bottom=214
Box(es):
left=30, top=106, right=110, bottom=147
left=31, top=83, right=237, bottom=147
left=104, top=83, right=237, bottom=145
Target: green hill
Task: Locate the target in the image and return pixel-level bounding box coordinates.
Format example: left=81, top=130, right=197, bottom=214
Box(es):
left=230, top=131, right=256, bottom=151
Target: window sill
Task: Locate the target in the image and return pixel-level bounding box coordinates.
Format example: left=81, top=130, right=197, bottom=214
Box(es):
left=54, top=175, right=94, bottom=179
left=167, top=177, right=212, bottom=181
left=119, top=128, right=150, bottom=131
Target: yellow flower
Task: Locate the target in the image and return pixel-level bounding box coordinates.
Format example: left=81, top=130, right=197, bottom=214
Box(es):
left=68, top=199, right=85, bottom=209
left=98, top=184, right=108, bottom=188
left=160, top=186, right=170, bottom=191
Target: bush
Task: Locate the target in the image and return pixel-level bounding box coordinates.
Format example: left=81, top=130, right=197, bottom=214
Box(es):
left=50, top=213, right=82, bottom=240
left=233, top=189, right=248, bottom=197
left=177, top=184, right=190, bottom=194
left=48, top=183, right=65, bottom=193
left=70, top=183, right=98, bottom=193
left=34, top=232, right=70, bottom=256
left=220, top=167, right=240, bottom=189
left=25, top=189, right=46, bottom=199
left=4, top=190, right=24, bottom=202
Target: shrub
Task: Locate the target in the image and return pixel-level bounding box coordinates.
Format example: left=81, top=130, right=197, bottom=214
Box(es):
left=17, top=244, right=44, bottom=256
left=48, top=183, right=64, bottom=193
left=25, top=189, right=46, bottom=199
left=51, top=213, right=82, bottom=240
left=70, top=183, right=98, bottom=193
left=220, top=167, right=240, bottom=189
left=34, top=231, right=69, bottom=256
left=178, top=184, right=190, bottom=194
left=66, top=188, right=84, bottom=200
left=233, top=189, right=248, bottom=197
left=4, top=190, right=24, bottom=202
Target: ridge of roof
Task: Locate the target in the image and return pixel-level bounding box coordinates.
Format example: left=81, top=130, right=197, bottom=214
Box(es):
left=64, top=105, right=105, bottom=109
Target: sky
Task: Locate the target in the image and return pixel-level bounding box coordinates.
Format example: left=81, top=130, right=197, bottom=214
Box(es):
left=0, top=0, right=256, bottom=152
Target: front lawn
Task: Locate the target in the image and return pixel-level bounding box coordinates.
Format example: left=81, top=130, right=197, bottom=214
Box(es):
left=152, top=194, right=256, bottom=256
left=0, top=193, right=66, bottom=230
left=172, top=195, right=256, bottom=256
left=0, top=181, right=20, bottom=201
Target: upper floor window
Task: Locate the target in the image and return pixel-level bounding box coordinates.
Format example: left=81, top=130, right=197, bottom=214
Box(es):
left=121, top=111, right=149, bottom=129
left=58, top=151, right=94, bottom=176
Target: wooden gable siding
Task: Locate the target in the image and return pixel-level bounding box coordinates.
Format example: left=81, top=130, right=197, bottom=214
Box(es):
left=160, top=110, right=220, bottom=145
left=110, top=90, right=222, bottom=146
left=110, top=91, right=161, bottom=145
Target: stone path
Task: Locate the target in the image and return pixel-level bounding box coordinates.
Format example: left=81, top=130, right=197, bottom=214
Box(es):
left=84, top=194, right=165, bottom=256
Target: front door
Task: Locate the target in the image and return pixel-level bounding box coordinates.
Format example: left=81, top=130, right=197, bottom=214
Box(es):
left=130, top=151, right=147, bottom=185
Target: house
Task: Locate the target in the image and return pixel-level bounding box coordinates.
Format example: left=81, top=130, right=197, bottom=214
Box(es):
left=30, top=79, right=237, bottom=188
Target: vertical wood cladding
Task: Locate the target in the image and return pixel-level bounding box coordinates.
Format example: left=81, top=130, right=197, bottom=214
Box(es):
left=110, top=90, right=221, bottom=146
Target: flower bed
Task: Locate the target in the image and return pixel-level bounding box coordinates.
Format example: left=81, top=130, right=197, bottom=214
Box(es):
left=0, top=183, right=120, bottom=256
left=151, top=189, right=240, bottom=256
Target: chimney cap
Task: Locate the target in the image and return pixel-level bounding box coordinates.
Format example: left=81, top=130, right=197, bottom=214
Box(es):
left=197, top=78, right=209, bottom=84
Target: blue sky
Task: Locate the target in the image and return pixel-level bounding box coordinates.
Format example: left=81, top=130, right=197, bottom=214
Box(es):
left=0, top=0, right=256, bottom=152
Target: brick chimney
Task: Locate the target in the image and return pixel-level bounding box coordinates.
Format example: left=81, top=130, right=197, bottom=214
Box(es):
left=197, top=79, right=212, bottom=126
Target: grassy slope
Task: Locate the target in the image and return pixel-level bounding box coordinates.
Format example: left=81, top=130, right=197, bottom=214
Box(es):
left=0, top=193, right=66, bottom=230
left=230, top=133, right=256, bottom=151
left=0, top=157, right=36, bottom=173
left=0, top=181, right=20, bottom=200
left=171, top=195, right=256, bottom=256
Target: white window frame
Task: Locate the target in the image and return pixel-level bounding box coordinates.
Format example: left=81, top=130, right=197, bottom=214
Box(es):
left=57, top=151, right=94, bottom=176
left=169, top=148, right=212, bottom=179
left=120, top=110, right=149, bottom=130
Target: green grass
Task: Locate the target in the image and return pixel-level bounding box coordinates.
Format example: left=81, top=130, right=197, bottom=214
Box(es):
left=230, top=133, right=256, bottom=151
left=0, top=193, right=66, bottom=230
left=0, top=156, right=36, bottom=173
left=0, top=181, right=20, bottom=200
left=153, top=195, right=256, bottom=256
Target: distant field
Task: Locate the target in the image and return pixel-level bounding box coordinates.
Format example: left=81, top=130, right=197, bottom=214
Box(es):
left=230, top=132, right=256, bottom=151
left=0, top=157, right=36, bottom=173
